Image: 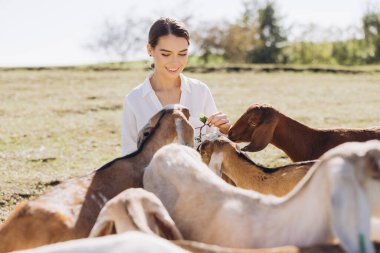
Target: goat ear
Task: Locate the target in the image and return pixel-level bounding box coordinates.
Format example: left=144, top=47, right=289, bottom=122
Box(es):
left=89, top=219, right=116, bottom=237
left=124, top=196, right=183, bottom=241
left=124, top=199, right=156, bottom=234
left=242, top=116, right=277, bottom=152
left=199, top=141, right=214, bottom=165
left=137, top=126, right=154, bottom=148
left=329, top=162, right=374, bottom=253
left=181, top=108, right=190, bottom=120
left=152, top=212, right=183, bottom=240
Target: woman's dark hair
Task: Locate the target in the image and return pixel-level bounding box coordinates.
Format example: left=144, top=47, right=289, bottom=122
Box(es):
left=148, top=17, right=190, bottom=68
left=149, top=17, right=190, bottom=48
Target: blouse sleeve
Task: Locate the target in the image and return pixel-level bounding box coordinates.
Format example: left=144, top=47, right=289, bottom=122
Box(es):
left=202, top=83, right=219, bottom=134
left=203, top=85, right=218, bottom=117
left=121, top=97, right=138, bottom=156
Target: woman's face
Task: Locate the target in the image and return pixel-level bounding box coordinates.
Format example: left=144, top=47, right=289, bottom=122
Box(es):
left=148, top=34, right=189, bottom=80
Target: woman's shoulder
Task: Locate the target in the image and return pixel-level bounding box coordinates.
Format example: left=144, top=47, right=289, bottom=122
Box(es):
left=124, top=80, right=149, bottom=103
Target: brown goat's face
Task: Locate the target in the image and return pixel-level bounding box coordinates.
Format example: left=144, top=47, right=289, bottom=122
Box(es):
left=156, top=107, right=194, bottom=148
left=199, top=136, right=236, bottom=165
left=137, top=110, right=165, bottom=148
left=228, top=106, right=264, bottom=142
left=229, top=104, right=278, bottom=152
left=137, top=106, right=194, bottom=150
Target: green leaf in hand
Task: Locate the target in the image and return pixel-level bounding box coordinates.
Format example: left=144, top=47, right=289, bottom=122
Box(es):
left=199, top=113, right=208, bottom=124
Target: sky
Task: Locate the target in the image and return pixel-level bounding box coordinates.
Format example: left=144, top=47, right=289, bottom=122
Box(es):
left=0, top=0, right=374, bottom=67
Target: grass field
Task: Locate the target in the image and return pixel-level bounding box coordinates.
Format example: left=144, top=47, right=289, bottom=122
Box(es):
left=0, top=67, right=379, bottom=222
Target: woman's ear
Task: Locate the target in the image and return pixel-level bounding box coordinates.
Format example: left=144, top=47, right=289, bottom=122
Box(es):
left=146, top=44, right=153, bottom=56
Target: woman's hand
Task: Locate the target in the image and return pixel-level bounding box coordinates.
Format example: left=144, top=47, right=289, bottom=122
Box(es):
left=207, top=112, right=231, bottom=135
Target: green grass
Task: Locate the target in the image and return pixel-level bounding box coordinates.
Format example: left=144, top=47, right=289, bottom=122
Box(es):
left=0, top=68, right=379, bottom=222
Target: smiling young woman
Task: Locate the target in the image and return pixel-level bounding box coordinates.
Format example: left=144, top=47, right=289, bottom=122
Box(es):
left=121, top=17, right=231, bottom=155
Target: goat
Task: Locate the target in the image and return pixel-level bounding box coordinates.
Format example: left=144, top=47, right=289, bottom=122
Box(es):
left=89, top=188, right=183, bottom=240
left=198, top=134, right=315, bottom=196
left=144, top=141, right=380, bottom=253
left=228, top=103, right=380, bottom=161
left=16, top=232, right=380, bottom=253
left=0, top=104, right=194, bottom=253
left=12, top=231, right=191, bottom=253
left=88, top=189, right=376, bottom=253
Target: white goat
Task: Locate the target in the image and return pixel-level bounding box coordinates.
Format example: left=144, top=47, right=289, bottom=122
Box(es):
left=12, top=231, right=190, bottom=253
left=88, top=189, right=375, bottom=253
left=17, top=231, right=373, bottom=253
left=143, top=141, right=380, bottom=253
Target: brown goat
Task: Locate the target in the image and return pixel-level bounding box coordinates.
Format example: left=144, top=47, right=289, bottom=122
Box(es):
left=0, top=105, right=194, bottom=253
left=198, top=134, right=314, bottom=196
left=228, top=103, right=380, bottom=161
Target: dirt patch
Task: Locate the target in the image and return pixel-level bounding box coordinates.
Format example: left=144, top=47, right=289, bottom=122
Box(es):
left=54, top=104, right=122, bottom=115
left=0, top=180, right=62, bottom=223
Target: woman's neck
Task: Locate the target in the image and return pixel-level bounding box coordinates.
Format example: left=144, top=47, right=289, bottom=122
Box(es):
left=150, top=72, right=181, bottom=91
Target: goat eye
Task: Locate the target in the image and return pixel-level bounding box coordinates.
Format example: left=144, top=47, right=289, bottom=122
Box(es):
left=144, top=132, right=150, bottom=137
left=248, top=121, right=256, bottom=127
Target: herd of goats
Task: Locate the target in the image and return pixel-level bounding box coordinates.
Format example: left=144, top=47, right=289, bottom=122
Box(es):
left=0, top=103, right=380, bottom=253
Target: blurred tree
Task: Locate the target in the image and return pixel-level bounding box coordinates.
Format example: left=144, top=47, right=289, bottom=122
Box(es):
left=191, top=23, right=226, bottom=64
left=247, top=1, right=287, bottom=63
left=223, top=22, right=260, bottom=62
left=362, top=11, right=380, bottom=63
left=86, top=17, right=149, bottom=62
left=218, top=0, right=261, bottom=63
left=191, top=0, right=261, bottom=64
left=331, top=39, right=370, bottom=65
left=86, top=0, right=195, bottom=63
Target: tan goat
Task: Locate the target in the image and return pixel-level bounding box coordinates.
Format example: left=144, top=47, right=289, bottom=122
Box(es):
left=198, top=134, right=315, bottom=196
left=0, top=105, right=194, bottom=253
left=228, top=103, right=380, bottom=161
left=89, top=188, right=183, bottom=240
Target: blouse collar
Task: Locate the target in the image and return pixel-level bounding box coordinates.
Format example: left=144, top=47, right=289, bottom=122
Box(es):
left=141, top=72, right=191, bottom=97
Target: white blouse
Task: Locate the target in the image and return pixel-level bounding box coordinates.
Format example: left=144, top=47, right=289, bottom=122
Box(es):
left=121, top=73, right=218, bottom=155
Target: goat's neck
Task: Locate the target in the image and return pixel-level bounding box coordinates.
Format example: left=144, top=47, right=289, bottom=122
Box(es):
left=134, top=142, right=158, bottom=166
left=248, top=162, right=334, bottom=247
left=222, top=147, right=266, bottom=187
left=75, top=140, right=166, bottom=230
left=272, top=113, right=322, bottom=162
